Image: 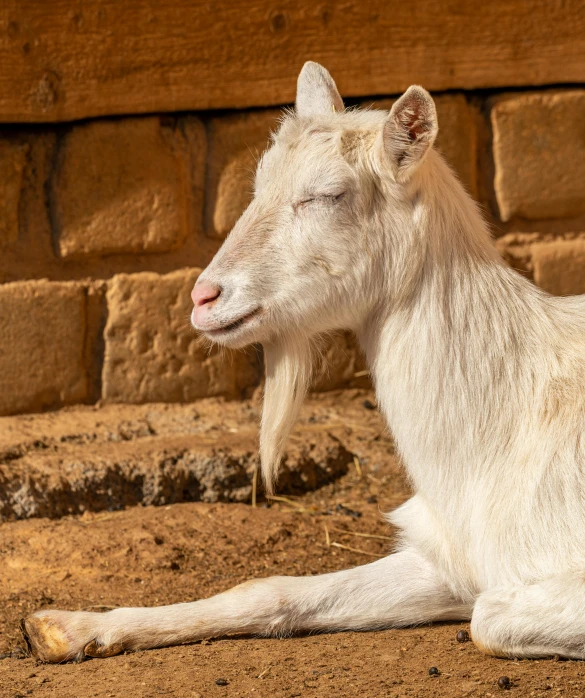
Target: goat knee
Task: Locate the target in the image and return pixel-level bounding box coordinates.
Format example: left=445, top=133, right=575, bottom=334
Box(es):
left=470, top=592, right=515, bottom=657
left=471, top=585, right=585, bottom=660
left=229, top=576, right=299, bottom=636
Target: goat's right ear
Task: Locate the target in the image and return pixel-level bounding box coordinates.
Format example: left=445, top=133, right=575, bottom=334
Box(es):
left=296, top=62, right=344, bottom=118
left=380, top=86, right=438, bottom=182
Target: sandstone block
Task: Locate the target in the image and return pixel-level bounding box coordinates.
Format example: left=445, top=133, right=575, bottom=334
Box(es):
left=206, top=110, right=281, bottom=238
left=102, top=269, right=262, bottom=403
left=0, top=280, right=87, bottom=415
left=0, top=141, right=27, bottom=247
left=492, top=90, right=585, bottom=222
left=434, top=94, right=478, bottom=198
left=496, top=232, right=585, bottom=296
left=495, top=232, right=544, bottom=279
left=367, top=94, right=478, bottom=197
left=53, top=116, right=205, bottom=258
left=532, top=239, right=585, bottom=296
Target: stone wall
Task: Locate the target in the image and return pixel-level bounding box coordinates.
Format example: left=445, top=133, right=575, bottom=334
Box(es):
left=1, top=87, right=585, bottom=415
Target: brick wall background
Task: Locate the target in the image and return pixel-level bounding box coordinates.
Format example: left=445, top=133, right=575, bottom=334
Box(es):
left=1, top=2, right=584, bottom=416
left=2, top=87, right=585, bottom=416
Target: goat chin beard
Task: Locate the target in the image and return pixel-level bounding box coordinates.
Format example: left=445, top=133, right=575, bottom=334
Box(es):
left=259, top=335, right=315, bottom=495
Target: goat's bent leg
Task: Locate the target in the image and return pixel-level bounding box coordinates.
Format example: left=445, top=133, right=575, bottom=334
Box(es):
left=471, top=573, right=585, bottom=659
left=23, top=549, right=471, bottom=662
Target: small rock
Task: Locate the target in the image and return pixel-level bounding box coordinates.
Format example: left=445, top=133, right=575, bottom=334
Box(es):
left=215, top=678, right=229, bottom=686
left=335, top=503, right=362, bottom=518
left=428, top=667, right=440, bottom=676
left=11, top=646, right=27, bottom=659
left=456, top=629, right=470, bottom=643
left=498, top=676, right=511, bottom=690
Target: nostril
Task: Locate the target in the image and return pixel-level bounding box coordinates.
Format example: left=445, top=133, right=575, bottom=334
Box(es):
left=192, top=281, right=221, bottom=308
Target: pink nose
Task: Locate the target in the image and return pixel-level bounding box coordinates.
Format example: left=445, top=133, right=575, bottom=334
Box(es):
left=191, top=281, right=221, bottom=308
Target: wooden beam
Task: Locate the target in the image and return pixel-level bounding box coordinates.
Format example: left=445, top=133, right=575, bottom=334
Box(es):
left=0, top=0, right=584, bottom=123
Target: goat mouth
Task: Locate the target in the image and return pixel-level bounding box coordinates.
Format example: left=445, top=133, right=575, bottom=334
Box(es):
left=203, top=307, right=262, bottom=338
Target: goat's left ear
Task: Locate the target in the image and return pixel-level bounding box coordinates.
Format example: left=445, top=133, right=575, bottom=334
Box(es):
left=296, top=62, right=344, bottom=118
left=380, top=86, right=438, bottom=182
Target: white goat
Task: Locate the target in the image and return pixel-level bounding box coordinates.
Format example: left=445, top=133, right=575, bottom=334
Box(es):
left=24, top=62, right=585, bottom=663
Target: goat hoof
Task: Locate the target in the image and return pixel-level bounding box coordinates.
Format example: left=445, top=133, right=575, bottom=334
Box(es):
left=21, top=615, right=75, bottom=663
left=83, top=640, right=124, bottom=658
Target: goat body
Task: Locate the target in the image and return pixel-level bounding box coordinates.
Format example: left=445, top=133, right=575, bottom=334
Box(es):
left=23, top=63, right=585, bottom=663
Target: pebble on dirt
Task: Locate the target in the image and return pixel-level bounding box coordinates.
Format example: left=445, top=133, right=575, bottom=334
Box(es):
left=456, top=629, right=470, bottom=643
left=428, top=667, right=440, bottom=676
left=334, top=503, right=362, bottom=518
left=215, top=678, right=229, bottom=686
left=498, top=676, right=511, bottom=690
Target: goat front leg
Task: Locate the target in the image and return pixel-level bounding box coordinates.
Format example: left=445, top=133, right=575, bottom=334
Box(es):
left=23, top=549, right=471, bottom=662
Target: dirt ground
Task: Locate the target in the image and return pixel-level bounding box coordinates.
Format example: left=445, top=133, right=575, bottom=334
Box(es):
left=2, top=392, right=585, bottom=697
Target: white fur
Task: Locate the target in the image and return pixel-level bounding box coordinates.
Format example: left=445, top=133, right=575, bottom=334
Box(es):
left=26, top=62, right=585, bottom=662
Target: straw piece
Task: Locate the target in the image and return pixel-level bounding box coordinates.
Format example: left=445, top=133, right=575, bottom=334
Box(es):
left=328, top=527, right=392, bottom=541
left=251, top=465, right=258, bottom=508
left=330, top=542, right=384, bottom=558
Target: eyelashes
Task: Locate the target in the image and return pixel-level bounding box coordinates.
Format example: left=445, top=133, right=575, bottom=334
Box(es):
left=296, top=192, right=346, bottom=209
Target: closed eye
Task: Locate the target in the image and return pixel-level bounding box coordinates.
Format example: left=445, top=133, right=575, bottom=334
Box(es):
left=297, top=192, right=346, bottom=208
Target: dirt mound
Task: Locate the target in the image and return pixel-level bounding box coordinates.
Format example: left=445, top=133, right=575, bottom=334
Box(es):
left=0, top=391, right=387, bottom=521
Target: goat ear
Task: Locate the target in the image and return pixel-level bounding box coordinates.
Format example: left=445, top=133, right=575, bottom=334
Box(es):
left=381, top=86, right=438, bottom=181
left=296, top=62, right=344, bottom=118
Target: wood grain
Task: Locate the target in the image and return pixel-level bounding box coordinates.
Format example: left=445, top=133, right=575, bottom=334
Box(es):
left=0, top=0, right=584, bottom=123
